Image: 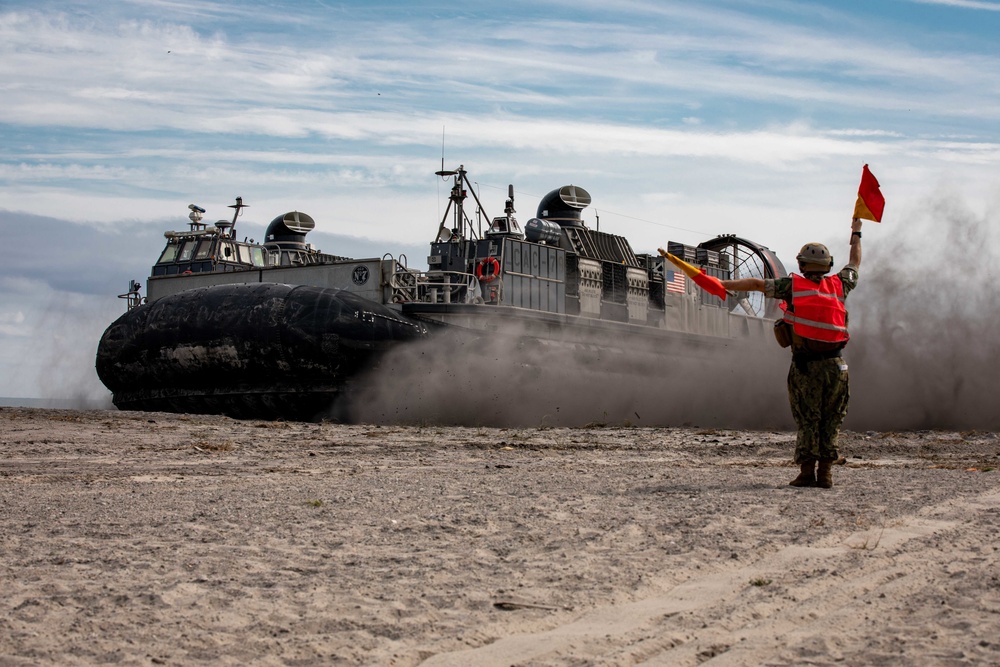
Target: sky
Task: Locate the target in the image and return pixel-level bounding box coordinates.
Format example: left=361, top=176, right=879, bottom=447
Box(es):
left=1, top=0, right=1000, bottom=402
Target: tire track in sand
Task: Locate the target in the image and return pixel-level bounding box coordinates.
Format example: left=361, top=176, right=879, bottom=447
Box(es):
left=420, top=488, right=1000, bottom=666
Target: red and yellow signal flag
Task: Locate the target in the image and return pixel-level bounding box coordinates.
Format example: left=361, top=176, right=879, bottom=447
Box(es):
left=656, top=249, right=729, bottom=301
left=853, top=164, right=885, bottom=222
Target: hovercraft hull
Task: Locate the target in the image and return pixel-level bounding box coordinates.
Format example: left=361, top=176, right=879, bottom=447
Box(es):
left=96, top=283, right=427, bottom=420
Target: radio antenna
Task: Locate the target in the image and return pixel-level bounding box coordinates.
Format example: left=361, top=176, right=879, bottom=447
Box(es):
left=440, top=126, right=446, bottom=174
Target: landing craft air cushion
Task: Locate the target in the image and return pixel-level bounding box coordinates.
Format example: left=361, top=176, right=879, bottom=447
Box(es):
left=96, top=165, right=787, bottom=421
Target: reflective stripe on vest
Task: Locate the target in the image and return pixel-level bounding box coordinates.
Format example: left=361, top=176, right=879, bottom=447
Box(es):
left=782, top=274, right=849, bottom=343
left=790, top=288, right=846, bottom=303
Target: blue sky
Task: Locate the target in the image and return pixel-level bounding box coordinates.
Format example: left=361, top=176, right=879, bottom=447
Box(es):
left=2, top=0, right=1000, bottom=400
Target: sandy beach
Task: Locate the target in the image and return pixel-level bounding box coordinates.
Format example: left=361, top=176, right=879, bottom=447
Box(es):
left=2, top=407, right=999, bottom=666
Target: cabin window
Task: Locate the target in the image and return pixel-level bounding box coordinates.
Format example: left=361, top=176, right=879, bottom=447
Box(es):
left=195, top=239, right=214, bottom=260
left=236, top=244, right=250, bottom=264
left=177, top=241, right=195, bottom=262
left=157, top=243, right=179, bottom=264
left=250, top=247, right=266, bottom=267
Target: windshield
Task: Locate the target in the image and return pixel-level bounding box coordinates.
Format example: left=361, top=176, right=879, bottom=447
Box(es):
left=157, top=243, right=179, bottom=264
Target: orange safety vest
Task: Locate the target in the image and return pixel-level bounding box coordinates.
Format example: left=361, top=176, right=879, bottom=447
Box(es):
left=782, top=274, right=849, bottom=343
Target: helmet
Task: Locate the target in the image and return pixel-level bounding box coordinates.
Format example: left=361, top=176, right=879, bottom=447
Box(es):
left=796, top=242, right=833, bottom=273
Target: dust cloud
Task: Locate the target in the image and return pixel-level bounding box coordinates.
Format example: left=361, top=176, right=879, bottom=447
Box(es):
left=23, top=289, right=115, bottom=410
left=846, top=190, right=1000, bottom=430
left=340, top=320, right=792, bottom=429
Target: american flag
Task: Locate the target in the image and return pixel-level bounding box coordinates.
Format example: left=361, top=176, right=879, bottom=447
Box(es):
left=665, top=270, right=686, bottom=294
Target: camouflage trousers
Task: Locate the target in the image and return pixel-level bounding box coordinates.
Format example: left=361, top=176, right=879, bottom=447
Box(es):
left=787, top=356, right=850, bottom=463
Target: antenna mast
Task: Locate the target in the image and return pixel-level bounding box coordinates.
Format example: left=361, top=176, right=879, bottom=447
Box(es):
left=440, top=126, right=446, bottom=175
left=227, top=197, right=249, bottom=238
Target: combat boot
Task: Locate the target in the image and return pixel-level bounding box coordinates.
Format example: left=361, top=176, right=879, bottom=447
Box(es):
left=816, top=459, right=835, bottom=489
left=788, top=460, right=816, bottom=487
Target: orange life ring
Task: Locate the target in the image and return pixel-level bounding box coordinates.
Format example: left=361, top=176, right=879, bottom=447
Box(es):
left=475, top=257, right=500, bottom=283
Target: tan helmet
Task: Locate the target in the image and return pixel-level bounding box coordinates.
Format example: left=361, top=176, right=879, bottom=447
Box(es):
left=796, top=242, right=833, bottom=273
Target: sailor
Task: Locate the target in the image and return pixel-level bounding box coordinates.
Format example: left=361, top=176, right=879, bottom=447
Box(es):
left=719, top=217, right=863, bottom=488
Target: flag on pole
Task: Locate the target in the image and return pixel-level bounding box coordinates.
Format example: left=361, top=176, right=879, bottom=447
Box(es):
left=657, top=249, right=729, bottom=301
left=853, top=164, right=885, bottom=222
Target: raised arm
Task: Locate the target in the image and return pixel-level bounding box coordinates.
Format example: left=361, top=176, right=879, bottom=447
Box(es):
left=849, top=218, right=862, bottom=268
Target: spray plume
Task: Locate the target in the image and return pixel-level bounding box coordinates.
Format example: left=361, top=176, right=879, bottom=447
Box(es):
left=847, top=190, right=1000, bottom=430
left=340, top=319, right=791, bottom=429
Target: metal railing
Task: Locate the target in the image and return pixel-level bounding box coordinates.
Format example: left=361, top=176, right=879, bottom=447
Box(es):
left=389, top=267, right=485, bottom=305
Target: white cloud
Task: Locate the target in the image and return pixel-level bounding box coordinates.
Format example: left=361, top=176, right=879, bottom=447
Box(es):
left=0, top=308, right=27, bottom=336
left=908, top=0, right=1000, bottom=9
left=3, top=2, right=1000, bottom=141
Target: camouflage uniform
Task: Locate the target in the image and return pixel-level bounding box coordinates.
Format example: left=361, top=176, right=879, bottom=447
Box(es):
left=765, top=266, right=858, bottom=463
